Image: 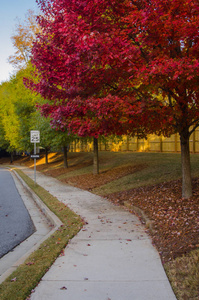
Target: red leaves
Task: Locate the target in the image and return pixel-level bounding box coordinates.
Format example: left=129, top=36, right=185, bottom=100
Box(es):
left=39, top=95, right=148, bottom=138
left=60, top=286, right=67, bottom=290
left=26, top=261, right=35, bottom=266
left=108, top=178, right=199, bottom=262
left=27, top=0, right=199, bottom=146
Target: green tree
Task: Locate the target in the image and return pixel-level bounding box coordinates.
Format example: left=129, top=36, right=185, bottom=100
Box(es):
left=0, top=65, right=42, bottom=156
left=31, top=112, right=55, bottom=164
left=51, top=131, right=76, bottom=168
left=0, top=81, right=21, bottom=152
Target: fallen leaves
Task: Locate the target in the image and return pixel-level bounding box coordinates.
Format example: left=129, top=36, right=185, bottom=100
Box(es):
left=59, top=249, right=65, bottom=256
left=58, top=164, right=147, bottom=190
left=108, top=178, right=199, bottom=263
left=26, top=261, right=34, bottom=266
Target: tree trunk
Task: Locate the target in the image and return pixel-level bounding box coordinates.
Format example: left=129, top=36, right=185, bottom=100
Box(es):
left=180, top=133, right=192, bottom=198
left=63, top=146, right=68, bottom=168
left=45, top=148, right=48, bottom=164
left=10, top=152, right=14, bottom=163
left=93, top=137, right=99, bottom=175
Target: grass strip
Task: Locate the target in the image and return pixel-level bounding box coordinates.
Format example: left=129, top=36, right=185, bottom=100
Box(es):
left=165, top=249, right=199, bottom=300
left=0, top=168, right=83, bottom=300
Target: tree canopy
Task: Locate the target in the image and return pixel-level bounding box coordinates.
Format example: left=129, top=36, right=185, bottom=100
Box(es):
left=28, top=0, right=199, bottom=197
left=0, top=64, right=43, bottom=153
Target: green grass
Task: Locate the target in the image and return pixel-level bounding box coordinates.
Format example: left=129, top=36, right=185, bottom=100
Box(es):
left=165, top=249, right=199, bottom=300
left=42, top=151, right=199, bottom=196
left=0, top=169, right=83, bottom=300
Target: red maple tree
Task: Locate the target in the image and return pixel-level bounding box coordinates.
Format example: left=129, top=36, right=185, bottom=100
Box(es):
left=28, top=0, right=199, bottom=197
left=27, top=0, right=156, bottom=174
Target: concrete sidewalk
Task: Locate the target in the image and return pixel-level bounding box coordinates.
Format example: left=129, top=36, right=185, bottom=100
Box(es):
left=21, top=167, right=176, bottom=300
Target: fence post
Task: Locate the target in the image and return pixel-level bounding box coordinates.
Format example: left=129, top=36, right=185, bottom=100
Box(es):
left=193, top=131, right=196, bottom=153
left=146, top=137, right=150, bottom=151
left=127, top=136, right=129, bottom=151
left=175, top=134, right=178, bottom=152
left=160, top=136, right=163, bottom=152
left=99, top=137, right=101, bottom=151
left=136, top=137, right=139, bottom=151
left=74, top=140, right=76, bottom=152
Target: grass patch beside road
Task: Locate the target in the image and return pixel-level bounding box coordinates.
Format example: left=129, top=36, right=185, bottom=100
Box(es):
left=0, top=169, right=83, bottom=300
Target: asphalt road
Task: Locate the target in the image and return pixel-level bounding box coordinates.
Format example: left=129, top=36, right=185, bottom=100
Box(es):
left=0, top=168, right=35, bottom=258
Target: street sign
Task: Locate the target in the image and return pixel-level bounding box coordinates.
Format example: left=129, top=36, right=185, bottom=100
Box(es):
left=30, top=154, right=40, bottom=159
left=30, top=130, right=40, bottom=143
left=30, top=130, right=40, bottom=184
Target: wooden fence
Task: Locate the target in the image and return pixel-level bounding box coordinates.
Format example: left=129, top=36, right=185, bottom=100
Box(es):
left=69, top=128, right=199, bottom=153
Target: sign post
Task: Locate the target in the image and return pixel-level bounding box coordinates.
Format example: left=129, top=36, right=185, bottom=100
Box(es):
left=30, top=130, right=40, bottom=184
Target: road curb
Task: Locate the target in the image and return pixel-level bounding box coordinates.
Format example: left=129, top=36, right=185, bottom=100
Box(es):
left=12, top=168, right=63, bottom=229
left=0, top=167, right=63, bottom=284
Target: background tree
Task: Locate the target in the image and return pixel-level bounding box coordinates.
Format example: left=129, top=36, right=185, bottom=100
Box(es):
left=0, top=81, right=21, bottom=153
left=32, top=110, right=78, bottom=167
left=31, top=112, right=54, bottom=164
left=50, top=130, right=76, bottom=168
left=0, top=121, right=10, bottom=153
left=8, top=9, right=40, bottom=70
left=0, top=83, right=15, bottom=161
left=0, top=64, right=43, bottom=156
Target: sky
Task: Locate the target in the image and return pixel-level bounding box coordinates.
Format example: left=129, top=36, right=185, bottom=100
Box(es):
left=0, top=0, right=40, bottom=83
